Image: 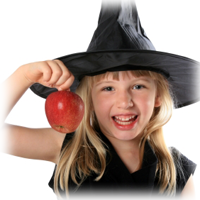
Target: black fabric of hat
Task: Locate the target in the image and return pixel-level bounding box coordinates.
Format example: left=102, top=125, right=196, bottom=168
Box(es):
left=30, top=0, right=200, bottom=108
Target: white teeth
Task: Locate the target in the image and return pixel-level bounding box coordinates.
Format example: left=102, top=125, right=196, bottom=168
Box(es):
left=115, top=116, right=135, bottom=121
left=114, top=115, right=137, bottom=125
left=114, top=119, right=133, bottom=125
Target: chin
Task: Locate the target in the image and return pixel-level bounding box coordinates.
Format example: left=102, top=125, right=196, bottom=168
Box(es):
left=113, top=132, right=140, bottom=141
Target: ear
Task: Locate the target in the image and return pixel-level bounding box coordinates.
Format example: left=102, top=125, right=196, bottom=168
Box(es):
left=154, top=95, right=162, bottom=107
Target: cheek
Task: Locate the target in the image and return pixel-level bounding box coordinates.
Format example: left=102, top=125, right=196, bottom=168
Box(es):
left=137, top=95, right=155, bottom=116
left=96, top=99, right=111, bottom=115
left=92, top=94, right=111, bottom=119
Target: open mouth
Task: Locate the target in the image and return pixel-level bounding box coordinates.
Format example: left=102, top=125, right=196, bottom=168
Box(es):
left=112, top=115, right=138, bottom=125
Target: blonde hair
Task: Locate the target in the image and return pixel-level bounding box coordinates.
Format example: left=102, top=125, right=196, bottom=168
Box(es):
left=54, top=70, right=177, bottom=197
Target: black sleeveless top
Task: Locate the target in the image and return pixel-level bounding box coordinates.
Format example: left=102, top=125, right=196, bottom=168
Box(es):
left=49, top=132, right=196, bottom=198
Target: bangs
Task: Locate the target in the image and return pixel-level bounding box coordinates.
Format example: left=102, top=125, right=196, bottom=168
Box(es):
left=89, top=70, right=165, bottom=85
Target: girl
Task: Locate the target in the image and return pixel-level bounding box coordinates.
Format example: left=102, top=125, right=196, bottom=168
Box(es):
left=0, top=60, right=195, bottom=199
left=0, top=0, right=198, bottom=199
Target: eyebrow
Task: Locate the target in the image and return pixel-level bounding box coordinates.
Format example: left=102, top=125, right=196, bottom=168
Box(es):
left=94, top=77, right=153, bottom=87
left=95, top=81, right=116, bottom=87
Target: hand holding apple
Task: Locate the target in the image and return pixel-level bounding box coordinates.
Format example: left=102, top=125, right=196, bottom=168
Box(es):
left=45, top=91, right=84, bottom=133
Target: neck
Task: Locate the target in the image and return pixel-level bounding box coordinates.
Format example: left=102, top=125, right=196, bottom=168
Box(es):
left=110, top=136, right=140, bottom=153
left=102, top=132, right=142, bottom=173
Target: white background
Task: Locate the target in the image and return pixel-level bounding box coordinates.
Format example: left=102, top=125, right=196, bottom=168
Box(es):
left=0, top=0, right=199, bottom=199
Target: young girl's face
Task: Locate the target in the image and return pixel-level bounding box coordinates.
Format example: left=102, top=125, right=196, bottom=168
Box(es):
left=91, top=71, right=161, bottom=143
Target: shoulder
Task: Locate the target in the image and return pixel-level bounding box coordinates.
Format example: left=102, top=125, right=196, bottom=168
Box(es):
left=169, top=147, right=197, bottom=192
left=169, top=147, right=196, bottom=176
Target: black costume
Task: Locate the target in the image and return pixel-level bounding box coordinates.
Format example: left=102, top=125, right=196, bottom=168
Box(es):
left=48, top=130, right=196, bottom=198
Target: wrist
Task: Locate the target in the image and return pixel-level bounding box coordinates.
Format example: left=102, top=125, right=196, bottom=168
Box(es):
left=19, top=64, right=35, bottom=87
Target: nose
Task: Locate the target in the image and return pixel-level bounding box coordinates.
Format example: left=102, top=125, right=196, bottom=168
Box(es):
left=116, top=90, right=134, bottom=109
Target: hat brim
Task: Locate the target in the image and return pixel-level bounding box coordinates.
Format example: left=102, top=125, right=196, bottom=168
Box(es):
left=30, top=49, right=200, bottom=108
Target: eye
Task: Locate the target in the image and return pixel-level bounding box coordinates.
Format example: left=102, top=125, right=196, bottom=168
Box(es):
left=102, top=86, right=114, bottom=91
left=133, top=85, right=145, bottom=90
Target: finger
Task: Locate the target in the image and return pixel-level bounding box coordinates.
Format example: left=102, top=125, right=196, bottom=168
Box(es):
left=39, top=61, right=53, bottom=82
left=57, top=74, right=75, bottom=91
left=53, top=60, right=74, bottom=86
left=54, top=59, right=66, bottom=67
left=45, top=60, right=63, bottom=85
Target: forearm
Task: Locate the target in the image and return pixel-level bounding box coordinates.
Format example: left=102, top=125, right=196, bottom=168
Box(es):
left=1, top=65, right=33, bottom=121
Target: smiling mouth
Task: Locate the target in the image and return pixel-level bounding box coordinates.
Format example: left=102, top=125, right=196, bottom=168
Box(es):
left=112, top=115, right=138, bottom=125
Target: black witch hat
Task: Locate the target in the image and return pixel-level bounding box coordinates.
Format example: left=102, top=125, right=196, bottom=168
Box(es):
left=30, top=0, right=200, bottom=108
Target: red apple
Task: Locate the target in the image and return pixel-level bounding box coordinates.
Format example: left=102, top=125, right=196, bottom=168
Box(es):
left=45, top=91, right=84, bottom=133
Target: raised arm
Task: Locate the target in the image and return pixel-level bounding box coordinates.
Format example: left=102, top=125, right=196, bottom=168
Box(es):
left=1, top=60, right=74, bottom=163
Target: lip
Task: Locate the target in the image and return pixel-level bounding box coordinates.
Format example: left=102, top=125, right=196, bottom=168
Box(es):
left=112, top=115, right=139, bottom=130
